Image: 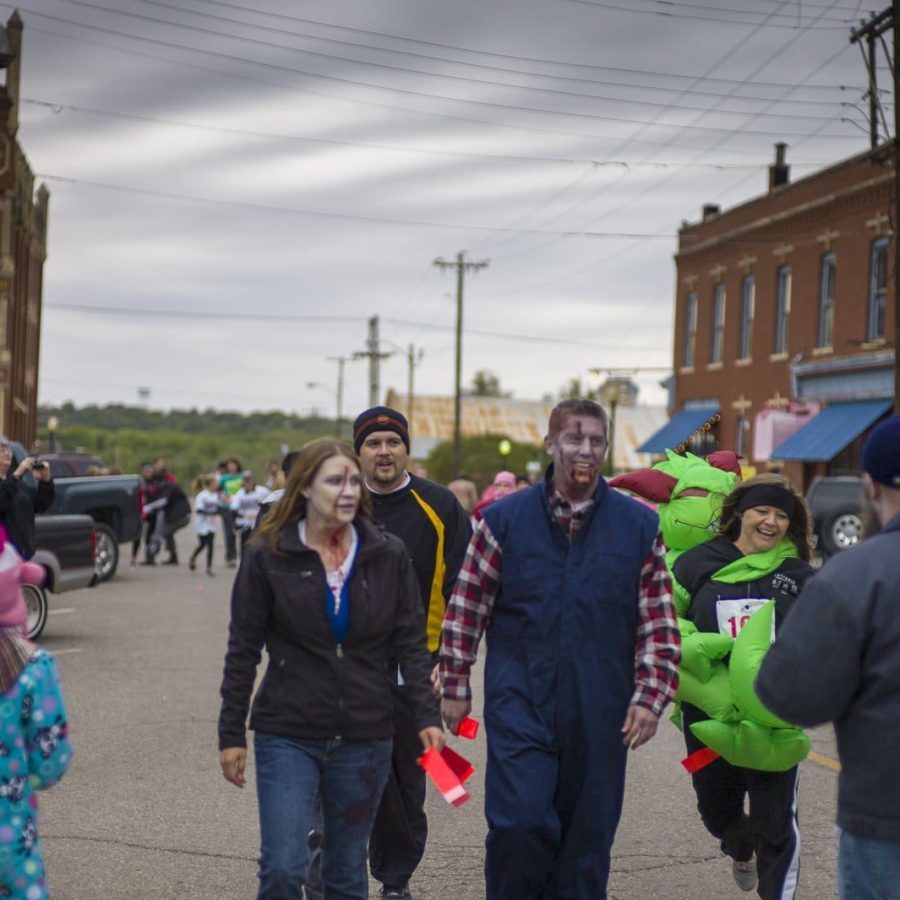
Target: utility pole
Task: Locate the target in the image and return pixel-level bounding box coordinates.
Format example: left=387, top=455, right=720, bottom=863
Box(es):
left=326, top=356, right=347, bottom=438
left=353, top=316, right=395, bottom=408
left=851, top=5, right=900, bottom=411
left=433, top=251, right=489, bottom=475
left=895, top=0, right=900, bottom=411
left=406, top=343, right=424, bottom=433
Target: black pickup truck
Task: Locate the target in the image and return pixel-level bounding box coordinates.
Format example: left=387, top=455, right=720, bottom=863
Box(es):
left=11, top=443, right=142, bottom=582
left=29, top=514, right=96, bottom=639
left=806, top=475, right=865, bottom=558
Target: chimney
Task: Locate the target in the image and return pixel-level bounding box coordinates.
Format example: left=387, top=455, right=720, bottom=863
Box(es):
left=768, top=142, right=789, bottom=191
left=701, top=203, right=720, bottom=221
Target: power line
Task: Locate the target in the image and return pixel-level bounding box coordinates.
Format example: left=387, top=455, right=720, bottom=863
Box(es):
left=36, top=172, right=683, bottom=237
left=5, top=3, right=862, bottom=141
left=43, top=302, right=670, bottom=353
left=559, top=0, right=855, bottom=28
left=85, top=0, right=860, bottom=115
left=21, top=98, right=805, bottom=170
left=11, top=17, right=858, bottom=157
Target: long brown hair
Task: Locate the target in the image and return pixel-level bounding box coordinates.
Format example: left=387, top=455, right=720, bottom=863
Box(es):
left=254, top=439, right=371, bottom=552
left=717, top=473, right=813, bottom=562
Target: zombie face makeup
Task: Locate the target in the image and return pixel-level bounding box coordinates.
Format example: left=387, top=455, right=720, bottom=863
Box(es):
left=303, top=455, right=362, bottom=527
left=358, top=430, right=410, bottom=492
left=546, top=414, right=607, bottom=500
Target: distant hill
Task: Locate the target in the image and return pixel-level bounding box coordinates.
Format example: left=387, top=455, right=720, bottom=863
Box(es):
left=36, top=402, right=344, bottom=487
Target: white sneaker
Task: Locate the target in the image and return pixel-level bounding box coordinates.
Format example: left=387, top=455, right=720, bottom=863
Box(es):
left=732, top=857, right=757, bottom=892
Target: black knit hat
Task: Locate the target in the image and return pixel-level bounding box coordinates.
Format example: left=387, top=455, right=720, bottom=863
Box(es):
left=353, top=406, right=410, bottom=454
left=862, top=414, right=900, bottom=488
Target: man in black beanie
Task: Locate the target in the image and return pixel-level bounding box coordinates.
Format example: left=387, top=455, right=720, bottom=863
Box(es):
left=757, top=413, right=900, bottom=899
left=352, top=405, right=471, bottom=899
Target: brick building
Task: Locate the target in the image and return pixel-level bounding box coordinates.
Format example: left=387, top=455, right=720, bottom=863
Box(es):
left=640, top=142, right=896, bottom=490
left=0, top=12, right=48, bottom=447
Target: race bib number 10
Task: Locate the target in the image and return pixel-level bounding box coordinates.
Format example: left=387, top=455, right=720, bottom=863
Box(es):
left=715, top=598, right=774, bottom=641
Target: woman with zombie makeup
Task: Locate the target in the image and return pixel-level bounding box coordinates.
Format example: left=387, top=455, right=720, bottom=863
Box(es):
left=218, top=438, right=443, bottom=900
left=671, top=474, right=814, bottom=899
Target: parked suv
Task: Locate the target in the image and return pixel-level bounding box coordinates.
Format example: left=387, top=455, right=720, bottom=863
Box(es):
left=806, top=475, right=865, bottom=558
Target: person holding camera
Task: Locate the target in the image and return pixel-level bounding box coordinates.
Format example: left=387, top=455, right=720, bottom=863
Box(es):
left=0, top=437, right=55, bottom=560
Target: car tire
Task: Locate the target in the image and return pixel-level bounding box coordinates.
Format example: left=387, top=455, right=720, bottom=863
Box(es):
left=821, top=510, right=864, bottom=556
left=93, top=523, right=119, bottom=583
left=23, top=583, right=48, bottom=641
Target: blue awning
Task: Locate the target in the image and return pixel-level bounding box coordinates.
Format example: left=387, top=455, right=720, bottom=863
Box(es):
left=637, top=405, right=719, bottom=455
left=770, top=399, right=893, bottom=462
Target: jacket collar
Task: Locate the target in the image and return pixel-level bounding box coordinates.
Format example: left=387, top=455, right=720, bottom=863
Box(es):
left=275, top=515, right=387, bottom=561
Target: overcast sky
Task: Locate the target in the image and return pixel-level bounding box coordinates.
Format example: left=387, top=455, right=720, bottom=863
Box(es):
left=8, top=0, right=881, bottom=415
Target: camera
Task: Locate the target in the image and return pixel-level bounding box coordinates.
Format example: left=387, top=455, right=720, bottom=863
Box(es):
left=31, top=459, right=47, bottom=470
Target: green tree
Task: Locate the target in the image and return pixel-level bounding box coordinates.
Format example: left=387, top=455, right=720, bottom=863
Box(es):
left=425, top=434, right=544, bottom=490
left=557, top=376, right=599, bottom=401
left=470, top=369, right=510, bottom=398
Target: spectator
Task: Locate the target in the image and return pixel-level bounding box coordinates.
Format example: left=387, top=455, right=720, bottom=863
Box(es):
left=756, top=414, right=900, bottom=900
left=471, top=471, right=517, bottom=522
left=144, top=475, right=192, bottom=565
left=0, top=525, right=72, bottom=896
left=0, top=437, right=55, bottom=560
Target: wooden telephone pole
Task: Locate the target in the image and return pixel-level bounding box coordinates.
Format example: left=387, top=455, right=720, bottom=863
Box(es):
left=851, top=4, right=900, bottom=412
left=433, top=251, right=489, bottom=474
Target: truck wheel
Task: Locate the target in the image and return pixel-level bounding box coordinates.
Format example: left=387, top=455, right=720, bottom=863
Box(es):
left=822, top=511, right=863, bottom=556
left=23, top=583, right=48, bottom=641
left=93, top=524, right=119, bottom=583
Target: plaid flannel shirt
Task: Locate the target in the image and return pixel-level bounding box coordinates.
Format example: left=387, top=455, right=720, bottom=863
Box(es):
left=439, top=487, right=680, bottom=716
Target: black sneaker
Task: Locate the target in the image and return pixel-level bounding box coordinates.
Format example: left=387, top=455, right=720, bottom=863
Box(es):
left=381, top=888, right=412, bottom=899
left=138, top=559, right=156, bottom=566
left=164, top=558, right=179, bottom=565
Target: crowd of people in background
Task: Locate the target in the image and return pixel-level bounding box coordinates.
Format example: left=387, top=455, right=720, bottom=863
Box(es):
left=128, top=448, right=540, bottom=577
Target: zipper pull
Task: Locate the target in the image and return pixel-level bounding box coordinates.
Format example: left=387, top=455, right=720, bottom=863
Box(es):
left=336, top=644, right=344, bottom=659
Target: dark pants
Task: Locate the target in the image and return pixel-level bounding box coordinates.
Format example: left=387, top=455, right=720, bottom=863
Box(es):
left=368, top=682, right=432, bottom=891
left=190, top=533, right=215, bottom=569
left=222, top=508, right=237, bottom=562
left=483, top=648, right=630, bottom=900
left=684, top=706, right=801, bottom=900
left=254, top=733, right=391, bottom=900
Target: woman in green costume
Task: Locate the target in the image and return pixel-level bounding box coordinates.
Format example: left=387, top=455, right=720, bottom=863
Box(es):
left=672, top=474, right=814, bottom=898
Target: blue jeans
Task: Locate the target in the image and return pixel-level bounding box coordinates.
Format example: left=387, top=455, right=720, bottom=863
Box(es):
left=839, top=829, right=900, bottom=900
left=254, top=732, right=392, bottom=900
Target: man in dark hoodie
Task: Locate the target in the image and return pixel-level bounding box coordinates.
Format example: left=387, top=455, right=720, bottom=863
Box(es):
left=757, top=414, right=900, bottom=900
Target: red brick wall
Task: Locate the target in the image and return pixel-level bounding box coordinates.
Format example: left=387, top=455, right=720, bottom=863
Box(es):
left=672, top=146, right=895, bottom=477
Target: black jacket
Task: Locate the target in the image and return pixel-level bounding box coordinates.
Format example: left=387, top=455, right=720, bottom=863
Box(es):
left=0, top=474, right=55, bottom=560
left=218, top=515, right=440, bottom=750
left=369, top=473, right=471, bottom=652
left=673, top=536, right=812, bottom=635
left=757, top=513, right=900, bottom=842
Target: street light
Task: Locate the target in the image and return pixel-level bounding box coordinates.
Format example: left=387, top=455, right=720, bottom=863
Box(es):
left=306, top=382, right=340, bottom=438
left=47, top=416, right=58, bottom=452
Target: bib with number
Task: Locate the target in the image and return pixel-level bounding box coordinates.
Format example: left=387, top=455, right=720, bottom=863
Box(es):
left=715, top=598, right=774, bottom=641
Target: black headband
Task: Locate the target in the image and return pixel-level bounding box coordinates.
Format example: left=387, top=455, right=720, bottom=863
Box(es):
left=737, top=484, right=795, bottom=518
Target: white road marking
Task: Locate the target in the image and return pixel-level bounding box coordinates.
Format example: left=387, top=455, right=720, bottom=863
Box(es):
left=53, top=648, right=83, bottom=655
left=48, top=608, right=76, bottom=616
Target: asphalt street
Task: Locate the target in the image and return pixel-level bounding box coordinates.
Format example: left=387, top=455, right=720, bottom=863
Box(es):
left=37, top=531, right=841, bottom=899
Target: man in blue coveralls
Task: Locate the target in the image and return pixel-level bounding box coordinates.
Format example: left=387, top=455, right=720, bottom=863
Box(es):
left=439, top=398, right=681, bottom=899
